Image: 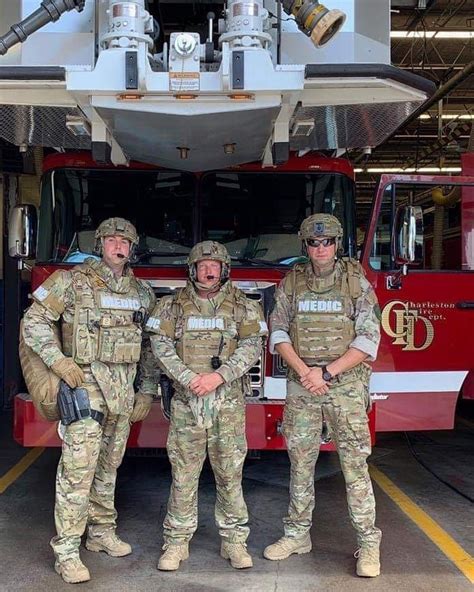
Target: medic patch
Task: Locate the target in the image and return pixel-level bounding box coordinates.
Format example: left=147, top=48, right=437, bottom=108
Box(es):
left=313, top=222, right=325, bottom=235
left=145, top=316, right=161, bottom=331
left=187, top=316, right=225, bottom=330
left=298, top=300, right=343, bottom=313
left=100, top=294, right=140, bottom=310
left=33, top=286, right=49, bottom=301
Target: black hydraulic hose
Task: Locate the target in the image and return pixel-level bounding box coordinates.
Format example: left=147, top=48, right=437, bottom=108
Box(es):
left=0, top=0, right=85, bottom=56
left=404, top=432, right=474, bottom=504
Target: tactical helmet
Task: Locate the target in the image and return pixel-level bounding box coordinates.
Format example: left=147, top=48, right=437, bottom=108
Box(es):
left=94, top=217, right=139, bottom=256
left=188, top=241, right=231, bottom=283
left=299, top=214, right=343, bottom=240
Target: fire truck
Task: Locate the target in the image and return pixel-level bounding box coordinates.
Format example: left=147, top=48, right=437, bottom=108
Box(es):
left=1, top=1, right=472, bottom=447
left=7, top=150, right=474, bottom=448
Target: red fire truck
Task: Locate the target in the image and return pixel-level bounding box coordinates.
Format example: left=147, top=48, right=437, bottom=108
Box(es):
left=10, top=150, right=474, bottom=448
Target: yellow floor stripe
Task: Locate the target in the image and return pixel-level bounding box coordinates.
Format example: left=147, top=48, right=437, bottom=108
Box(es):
left=0, top=423, right=58, bottom=494
left=0, top=447, right=45, bottom=494
left=370, top=464, right=474, bottom=583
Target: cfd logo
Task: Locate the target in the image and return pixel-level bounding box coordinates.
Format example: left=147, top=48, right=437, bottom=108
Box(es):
left=381, top=300, right=434, bottom=351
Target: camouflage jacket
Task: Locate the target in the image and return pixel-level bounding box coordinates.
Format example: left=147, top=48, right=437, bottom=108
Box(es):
left=22, top=258, right=159, bottom=412
left=147, top=281, right=267, bottom=426
left=270, top=259, right=381, bottom=362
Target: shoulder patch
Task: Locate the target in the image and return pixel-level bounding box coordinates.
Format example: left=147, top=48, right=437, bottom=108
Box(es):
left=32, top=285, right=49, bottom=302
left=31, top=269, right=69, bottom=315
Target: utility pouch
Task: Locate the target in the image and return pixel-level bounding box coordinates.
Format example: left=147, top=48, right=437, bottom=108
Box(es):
left=97, top=325, right=142, bottom=363
left=19, top=319, right=60, bottom=421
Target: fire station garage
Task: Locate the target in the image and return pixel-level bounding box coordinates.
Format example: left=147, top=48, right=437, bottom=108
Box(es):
left=0, top=0, right=473, bottom=590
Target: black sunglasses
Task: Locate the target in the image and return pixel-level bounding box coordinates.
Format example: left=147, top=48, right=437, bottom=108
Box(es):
left=306, top=237, right=336, bottom=248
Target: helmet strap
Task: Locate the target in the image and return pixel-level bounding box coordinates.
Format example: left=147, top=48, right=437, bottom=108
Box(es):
left=94, top=237, right=104, bottom=256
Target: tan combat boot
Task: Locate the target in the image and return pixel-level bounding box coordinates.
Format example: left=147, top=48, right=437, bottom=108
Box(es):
left=54, top=555, right=91, bottom=584
left=263, top=535, right=312, bottom=561
left=355, top=545, right=381, bottom=577
left=157, top=543, right=189, bottom=571
left=85, top=530, right=132, bottom=557
left=221, top=541, right=253, bottom=569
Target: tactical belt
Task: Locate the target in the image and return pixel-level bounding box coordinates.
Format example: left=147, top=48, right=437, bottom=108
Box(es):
left=90, top=409, right=105, bottom=426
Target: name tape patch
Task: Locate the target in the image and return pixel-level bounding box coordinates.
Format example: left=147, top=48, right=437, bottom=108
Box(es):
left=187, top=317, right=225, bottom=330
left=100, top=295, right=140, bottom=310
left=145, top=316, right=161, bottom=331
left=298, top=300, right=343, bottom=313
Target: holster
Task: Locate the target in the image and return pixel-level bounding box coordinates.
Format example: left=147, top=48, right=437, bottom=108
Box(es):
left=159, top=374, right=175, bottom=421
left=57, top=380, right=104, bottom=426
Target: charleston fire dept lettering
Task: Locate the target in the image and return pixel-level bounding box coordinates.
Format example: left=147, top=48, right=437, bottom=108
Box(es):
left=381, top=300, right=434, bottom=351
left=298, top=300, right=343, bottom=313
left=187, top=317, right=225, bottom=330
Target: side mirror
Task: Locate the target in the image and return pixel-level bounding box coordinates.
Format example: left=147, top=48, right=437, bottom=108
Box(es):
left=392, top=205, right=423, bottom=265
left=8, top=204, right=37, bottom=259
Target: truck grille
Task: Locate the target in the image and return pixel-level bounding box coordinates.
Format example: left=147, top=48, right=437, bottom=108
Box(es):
left=272, top=353, right=287, bottom=378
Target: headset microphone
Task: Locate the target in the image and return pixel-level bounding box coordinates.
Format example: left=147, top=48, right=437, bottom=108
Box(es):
left=116, top=253, right=132, bottom=263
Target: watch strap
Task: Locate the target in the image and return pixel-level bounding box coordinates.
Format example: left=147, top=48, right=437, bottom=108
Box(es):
left=322, top=365, right=333, bottom=381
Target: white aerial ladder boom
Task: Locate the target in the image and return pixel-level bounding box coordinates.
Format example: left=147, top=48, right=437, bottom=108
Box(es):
left=0, top=0, right=434, bottom=171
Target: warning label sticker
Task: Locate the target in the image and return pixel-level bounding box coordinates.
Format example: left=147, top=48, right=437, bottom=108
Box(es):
left=169, top=72, right=200, bottom=92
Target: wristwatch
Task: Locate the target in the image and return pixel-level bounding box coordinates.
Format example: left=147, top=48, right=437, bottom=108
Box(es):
left=321, top=365, right=333, bottom=382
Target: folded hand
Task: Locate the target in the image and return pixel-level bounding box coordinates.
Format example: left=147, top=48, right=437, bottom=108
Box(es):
left=189, top=372, right=225, bottom=397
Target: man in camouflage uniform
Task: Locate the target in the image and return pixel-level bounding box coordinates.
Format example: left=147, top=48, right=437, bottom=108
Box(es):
left=147, top=241, right=267, bottom=571
left=264, top=214, right=382, bottom=577
left=22, top=218, right=158, bottom=584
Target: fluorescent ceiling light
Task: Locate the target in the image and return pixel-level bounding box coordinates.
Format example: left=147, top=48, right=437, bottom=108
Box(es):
left=391, top=31, right=473, bottom=39
left=419, top=113, right=474, bottom=120
left=360, top=167, right=462, bottom=173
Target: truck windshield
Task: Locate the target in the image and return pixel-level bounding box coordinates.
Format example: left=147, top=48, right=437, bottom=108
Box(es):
left=37, top=168, right=355, bottom=265
left=201, top=172, right=355, bottom=265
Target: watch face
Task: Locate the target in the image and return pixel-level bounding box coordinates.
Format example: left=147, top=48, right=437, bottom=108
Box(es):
left=323, top=371, right=332, bottom=381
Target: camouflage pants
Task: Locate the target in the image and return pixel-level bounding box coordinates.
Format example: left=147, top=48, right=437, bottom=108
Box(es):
left=282, top=379, right=381, bottom=547
left=50, top=386, right=131, bottom=561
left=163, top=394, right=249, bottom=545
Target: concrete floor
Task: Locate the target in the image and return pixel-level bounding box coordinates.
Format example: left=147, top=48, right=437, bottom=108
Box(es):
left=0, top=409, right=473, bottom=592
